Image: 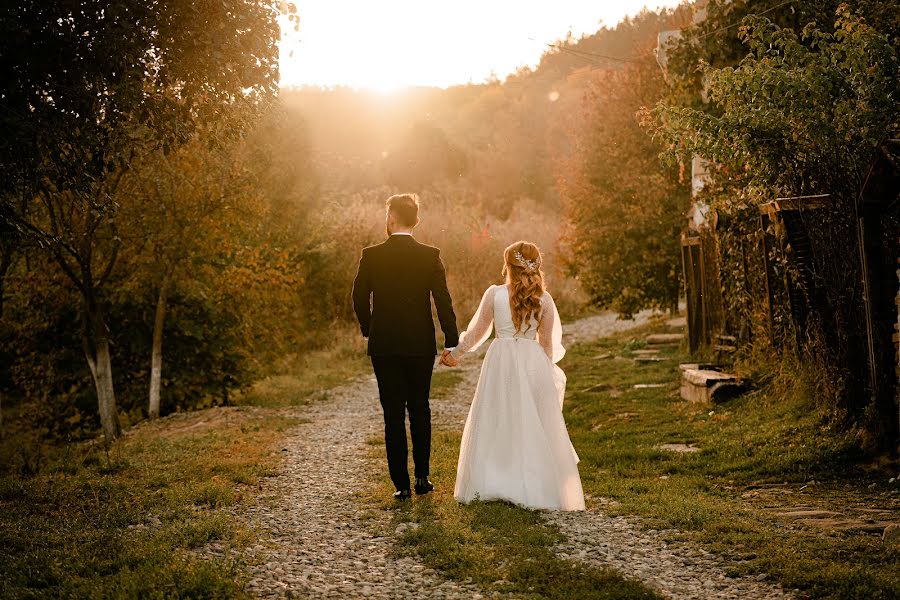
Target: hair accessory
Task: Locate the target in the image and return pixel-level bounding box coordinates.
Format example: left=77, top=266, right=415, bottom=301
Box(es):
left=513, top=250, right=539, bottom=271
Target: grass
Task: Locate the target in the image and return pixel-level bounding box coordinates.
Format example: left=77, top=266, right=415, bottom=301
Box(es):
left=429, top=369, right=464, bottom=400
left=0, top=406, right=299, bottom=598
left=236, top=329, right=370, bottom=408
left=559, top=321, right=900, bottom=599
left=360, top=318, right=900, bottom=599
left=359, top=430, right=662, bottom=600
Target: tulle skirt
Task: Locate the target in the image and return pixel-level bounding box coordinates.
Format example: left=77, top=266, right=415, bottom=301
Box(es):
left=454, top=337, right=585, bottom=511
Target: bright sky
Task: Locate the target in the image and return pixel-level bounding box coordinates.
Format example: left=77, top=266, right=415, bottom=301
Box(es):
left=279, top=0, right=685, bottom=90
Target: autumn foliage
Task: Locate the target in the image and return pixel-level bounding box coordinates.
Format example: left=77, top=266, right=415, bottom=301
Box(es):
left=558, top=51, right=688, bottom=317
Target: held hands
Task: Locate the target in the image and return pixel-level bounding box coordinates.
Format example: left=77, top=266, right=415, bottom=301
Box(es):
left=440, top=349, right=459, bottom=368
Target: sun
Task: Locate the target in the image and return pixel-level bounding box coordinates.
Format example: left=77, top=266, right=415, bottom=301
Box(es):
left=276, top=3, right=465, bottom=91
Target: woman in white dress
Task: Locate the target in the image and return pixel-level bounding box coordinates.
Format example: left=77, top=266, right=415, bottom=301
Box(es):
left=445, top=241, right=585, bottom=511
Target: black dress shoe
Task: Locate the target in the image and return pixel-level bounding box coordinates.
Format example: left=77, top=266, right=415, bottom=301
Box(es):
left=393, top=489, right=412, bottom=501
left=414, top=478, right=434, bottom=495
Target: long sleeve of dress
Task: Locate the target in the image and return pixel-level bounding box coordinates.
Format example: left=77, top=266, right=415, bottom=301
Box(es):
left=537, top=291, right=566, bottom=363
left=450, top=285, right=495, bottom=360
left=537, top=295, right=555, bottom=360
left=538, top=291, right=568, bottom=409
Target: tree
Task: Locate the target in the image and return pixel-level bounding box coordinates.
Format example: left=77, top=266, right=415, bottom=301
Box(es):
left=119, top=130, right=256, bottom=418
left=0, top=0, right=288, bottom=443
left=652, top=7, right=899, bottom=202
left=660, top=1, right=900, bottom=152
left=650, top=5, right=900, bottom=444
left=558, top=52, right=689, bottom=317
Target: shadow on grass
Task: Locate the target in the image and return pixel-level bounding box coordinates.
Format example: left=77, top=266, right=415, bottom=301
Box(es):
left=360, top=430, right=661, bottom=600
left=561, top=320, right=900, bottom=599
left=0, top=407, right=297, bottom=598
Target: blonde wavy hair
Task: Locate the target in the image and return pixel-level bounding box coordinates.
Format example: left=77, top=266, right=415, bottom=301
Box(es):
left=502, top=241, right=545, bottom=335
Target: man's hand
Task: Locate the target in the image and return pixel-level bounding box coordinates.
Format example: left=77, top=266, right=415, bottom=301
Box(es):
left=440, top=349, right=459, bottom=367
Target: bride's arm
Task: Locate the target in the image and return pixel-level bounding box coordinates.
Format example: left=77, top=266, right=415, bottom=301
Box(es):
left=537, top=291, right=565, bottom=362
left=537, top=295, right=555, bottom=359
left=449, top=286, right=495, bottom=360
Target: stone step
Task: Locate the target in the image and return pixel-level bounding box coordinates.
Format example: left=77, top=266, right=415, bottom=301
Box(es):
left=632, top=349, right=661, bottom=357
left=773, top=510, right=842, bottom=520
left=680, top=368, right=743, bottom=404
left=665, top=316, right=687, bottom=329
left=656, top=443, right=701, bottom=453
left=679, top=362, right=723, bottom=372
left=579, top=383, right=612, bottom=393
left=797, top=518, right=899, bottom=535
left=646, top=333, right=683, bottom=345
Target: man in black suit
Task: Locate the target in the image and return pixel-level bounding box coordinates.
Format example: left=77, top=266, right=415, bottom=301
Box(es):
left=352, top=193, right=459, bottom=501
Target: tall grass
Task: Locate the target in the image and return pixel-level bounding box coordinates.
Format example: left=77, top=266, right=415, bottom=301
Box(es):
left=314, top=185, right=587, bottom=328
left=236, top=323, right=369, bottom=408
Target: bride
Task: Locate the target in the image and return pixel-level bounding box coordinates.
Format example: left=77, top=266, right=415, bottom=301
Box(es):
left=442, top=241, right=585, bottom=511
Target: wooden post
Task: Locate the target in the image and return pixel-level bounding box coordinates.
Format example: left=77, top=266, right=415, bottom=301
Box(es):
left=759, top=208, right=777, bottom=347
left=681, top=235, right=706, bottom=352
left=680, top=237, right=693, bottom=353
left=681, top=235, right=698, bottom=353
left=698, top=234, right=709, bottom=347
left=896, top=251, right=900, bottom=448
left=856, top=203, right=879, bottom=404
left=739, top=232, right=753, bottom=344
left=895, top=251, right=900, bottom=448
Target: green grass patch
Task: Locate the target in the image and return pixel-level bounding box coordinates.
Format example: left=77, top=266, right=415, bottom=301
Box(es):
left=561, top=322, right=900, bottom=599
left=0, top=406, right=297, bottom=598
left=360, top=317, right=899, bottom=599
left=236, top=330, right=369, bottom=408
left=360, top=433, right=661, bottom=599
left=429, top=369, right=464, bottom=400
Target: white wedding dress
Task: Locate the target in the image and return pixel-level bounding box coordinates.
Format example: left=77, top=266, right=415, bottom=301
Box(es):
left=450, top=284, right=585, bottom=511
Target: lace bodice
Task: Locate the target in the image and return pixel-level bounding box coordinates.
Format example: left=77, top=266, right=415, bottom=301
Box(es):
left=450, top=284, right=564, bottom=361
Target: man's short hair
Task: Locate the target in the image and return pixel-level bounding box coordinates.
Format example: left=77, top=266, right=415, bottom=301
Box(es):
left=386, top=193, right=419, bottom=227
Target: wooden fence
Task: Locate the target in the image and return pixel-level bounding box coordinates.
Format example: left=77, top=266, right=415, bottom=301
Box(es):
left=679, top=142, right=900, bottom=447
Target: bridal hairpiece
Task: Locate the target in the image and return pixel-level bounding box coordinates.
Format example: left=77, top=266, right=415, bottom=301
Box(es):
left=514, top=251, right=539, bottom=271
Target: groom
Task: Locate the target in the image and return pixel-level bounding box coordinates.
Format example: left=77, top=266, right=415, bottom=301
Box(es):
left=352, top=193, right=459, bottom=501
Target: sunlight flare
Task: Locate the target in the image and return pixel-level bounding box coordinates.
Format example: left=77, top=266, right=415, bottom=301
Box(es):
left=278, top=0, right=685, bottom=90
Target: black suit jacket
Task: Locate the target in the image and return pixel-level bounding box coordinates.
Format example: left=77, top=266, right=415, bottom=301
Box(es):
left=352, top=235, right=459, bottom=356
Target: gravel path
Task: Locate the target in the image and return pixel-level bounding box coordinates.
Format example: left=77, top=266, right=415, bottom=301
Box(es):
left=203, top=308, right=793, bottom=599
left=201, top=377, right=485, bottom=599
left=546, top=511, right=793, bottom=600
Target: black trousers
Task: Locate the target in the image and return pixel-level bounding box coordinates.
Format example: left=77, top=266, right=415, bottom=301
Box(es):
left=370, top=355, right=435, bottom=491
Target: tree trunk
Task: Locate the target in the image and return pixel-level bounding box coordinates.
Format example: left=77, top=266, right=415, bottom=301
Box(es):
left=0, top=250, right=9, bottom=437
left=669, top=272, right=681, bottom=316
left=148, top=271, right=173, bottom=419
left=94, top=337, right=120, bottom=443
left=82, top=300, right=121, bottom=443
left=0, top=242, right=14, bottom=320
